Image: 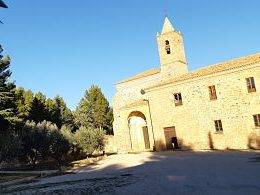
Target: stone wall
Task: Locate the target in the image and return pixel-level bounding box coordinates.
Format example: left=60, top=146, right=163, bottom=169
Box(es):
left=112, top=16, right=260, bottom=152
left=104, top=135, right=118, bottom=153
left=113, top=72, right=161, bottom=152
left=146, top=64, right=260, bottom=150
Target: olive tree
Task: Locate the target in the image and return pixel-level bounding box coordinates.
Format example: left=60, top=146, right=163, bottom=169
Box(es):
left=74, top=126, right=106, bottom=156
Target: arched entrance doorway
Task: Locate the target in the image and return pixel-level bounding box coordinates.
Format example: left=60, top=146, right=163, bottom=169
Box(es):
left=128, top=111, right=150, bottom=151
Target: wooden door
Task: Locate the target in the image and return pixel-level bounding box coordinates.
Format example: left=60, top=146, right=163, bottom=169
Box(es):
left=164, top=126, right=176, bottom=150
left=142, top=126, right=150, bottom=149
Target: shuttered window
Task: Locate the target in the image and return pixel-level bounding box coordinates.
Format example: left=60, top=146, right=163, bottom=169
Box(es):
left=246, top=77, right=256, bottom=93
left=253, top=114, right=260, bottom=127
left=214, top=120, right=223, bottom=132
left=208, top=85, right=217, bottom=100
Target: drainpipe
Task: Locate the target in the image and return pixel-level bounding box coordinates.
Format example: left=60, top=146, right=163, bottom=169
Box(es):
left=143, top=98, right=156, bottom=151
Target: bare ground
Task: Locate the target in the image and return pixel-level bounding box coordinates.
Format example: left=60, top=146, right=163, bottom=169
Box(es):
left=1, top=151, right=260, bottom=195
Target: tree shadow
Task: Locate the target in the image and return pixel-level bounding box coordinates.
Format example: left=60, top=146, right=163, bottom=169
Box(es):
left=249, top=156, right=260, bottom=163
left=208, top=132, right=214, bottom=150
left=2, top=149, right=260, bottom=194
left=154, top=138, right=193, bottom=151
left=248, top=134, right=260, bottom=150
left=248, top=134, right=260, bottom=163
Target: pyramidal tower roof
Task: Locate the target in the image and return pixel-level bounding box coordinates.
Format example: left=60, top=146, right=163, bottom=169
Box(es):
left=161, top=17, right=175, bottom=34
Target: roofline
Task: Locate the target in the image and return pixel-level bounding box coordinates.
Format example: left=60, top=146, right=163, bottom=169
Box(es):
left=144, top=53, right=260, bottom=91
left=115, top=68, right=160, bottom=85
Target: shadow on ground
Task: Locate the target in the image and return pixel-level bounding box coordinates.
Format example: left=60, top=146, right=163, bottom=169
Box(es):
left=1, top=150, right=260, bottom=194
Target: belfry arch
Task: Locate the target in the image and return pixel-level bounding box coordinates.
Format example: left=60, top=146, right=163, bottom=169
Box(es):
left=128, top=111, right=150, bottom=151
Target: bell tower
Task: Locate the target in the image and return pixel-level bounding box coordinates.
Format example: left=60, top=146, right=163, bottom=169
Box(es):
left=157, top=17, right=188, bottom=80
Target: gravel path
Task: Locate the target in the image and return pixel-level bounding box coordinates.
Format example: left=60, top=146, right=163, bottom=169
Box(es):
left=1, top=151, right=260, bottom=194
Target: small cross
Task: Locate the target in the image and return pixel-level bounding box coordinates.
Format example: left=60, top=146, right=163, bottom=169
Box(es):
left=164, top=9, right=168, bottom=17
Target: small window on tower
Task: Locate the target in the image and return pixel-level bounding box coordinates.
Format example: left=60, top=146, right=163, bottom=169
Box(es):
left=165, top=40, right=171, bottom=54
left=173, top=93, right=182, bottom=106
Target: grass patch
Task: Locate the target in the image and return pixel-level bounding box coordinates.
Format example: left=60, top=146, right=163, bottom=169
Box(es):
left=67, top=155, right=106, bottom=170
left=0, top=173, right=38, bottom=183
left=0, top=155, right=106, bottom=173
left=1, top=160, right=68, bottom=171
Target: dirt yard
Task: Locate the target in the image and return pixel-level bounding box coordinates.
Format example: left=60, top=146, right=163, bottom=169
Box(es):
left=1, top=151, right=260, bottom=194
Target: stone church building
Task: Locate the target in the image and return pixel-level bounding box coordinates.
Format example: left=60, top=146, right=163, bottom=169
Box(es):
left=112, top=17, right=260, bottom=152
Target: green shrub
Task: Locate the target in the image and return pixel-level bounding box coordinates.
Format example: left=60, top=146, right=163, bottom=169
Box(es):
left=22, top=121, right=56, bottom=166
left=49, top=128, right=70, bottom=165
left=74, top=126, right=105, bottom=156
left=0, top=131, right=22, bottom=164
left=22, top=121, right=73, bottom=167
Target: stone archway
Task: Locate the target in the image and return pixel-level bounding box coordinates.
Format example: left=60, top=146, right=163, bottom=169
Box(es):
left=128, top=111, right=150, bottom=151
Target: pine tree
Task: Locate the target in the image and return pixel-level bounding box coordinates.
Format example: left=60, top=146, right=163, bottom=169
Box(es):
left=46, top=96, right=74, bottom=128
left=106, top=107, right=114, bottom=135
left=45, top=98, right=56, bottom=122
left=74, top=98, right=93, bottom=128
left=0, top=45, right=18, bottom=130
left=74, top=85, right=112, bottom=132
left=55, top=96, right=74, bottom=128
left=15, top=87, right=34, bottom=121
left=29, top=92, right=48, bottom=123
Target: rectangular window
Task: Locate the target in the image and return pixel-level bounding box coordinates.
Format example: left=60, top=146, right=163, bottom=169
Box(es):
left=253, top=114, right=260, bottom=127
left=246, top=77, right=256, bottom=93
left=214, top=120, right=223, bottom=132
left=208, top=85, right=217, bottom=100
left=174, top=93, right=182, bottom=106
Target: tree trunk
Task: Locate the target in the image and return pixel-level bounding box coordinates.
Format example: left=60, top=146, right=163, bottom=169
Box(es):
left=32, top=150, right=38, bottom=169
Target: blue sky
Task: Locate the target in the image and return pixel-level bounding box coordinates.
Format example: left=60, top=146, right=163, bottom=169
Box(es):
left=1, top=0, right=260, bottom=110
